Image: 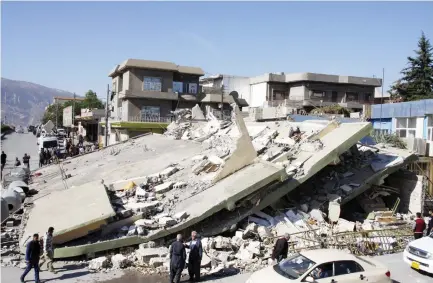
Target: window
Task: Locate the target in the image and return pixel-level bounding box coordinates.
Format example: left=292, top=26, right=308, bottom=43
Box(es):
left=143, top=77, right=162, bottom=91
left=141, top=106, right=160, bottom=122
left=274, top=254, right=316, bottom=280
left=173, top=82, right=183, bottom=93
left=333, top=260, right=364, bottom=276
left=396, top=117, right=416, bottom=138
left=364, top=93, right=373, bottom=102
left=119, top=75, right=123, bottom=92
left=346, top=92, right=359, bottom=102
left=311, top=91, right=325, bottom=98
left=331, top=91, right=338, bottom=102
left=188, top=83, right=198, bottom=94
left=427, top=115, right=433, bottom=141
left=305, top=263, right=333, bottom=280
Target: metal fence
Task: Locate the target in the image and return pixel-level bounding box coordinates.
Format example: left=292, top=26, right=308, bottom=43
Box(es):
left=127, top=115, right=173, bottom=123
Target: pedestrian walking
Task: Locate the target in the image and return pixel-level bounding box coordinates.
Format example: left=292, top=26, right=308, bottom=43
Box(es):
left=39, top=227, right=57, bottom=273
left=20, top=233, right=41, bottom=283
left=413, top=212, right=426, bottom=239
left=272, top=233, right=289, bottom=263
left=169, top=234, right=186, bottom=283
left=1, top=151, right=6, bottom=180
left=426, top=210, right=433, bottom=236
left=23, top=153, right=30, bottom=169
left=185, top=231, right=202, bottom=282
left=15, top=157, right=21, bottom=167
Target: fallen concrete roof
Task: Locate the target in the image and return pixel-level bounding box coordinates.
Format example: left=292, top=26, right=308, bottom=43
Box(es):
left=51, top=122, right=375, bottom=258
left=20, top=180, right=116, bottom=252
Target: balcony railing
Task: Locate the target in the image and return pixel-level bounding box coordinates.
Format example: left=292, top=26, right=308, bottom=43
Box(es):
left=127, top=115, right=173, bottom=123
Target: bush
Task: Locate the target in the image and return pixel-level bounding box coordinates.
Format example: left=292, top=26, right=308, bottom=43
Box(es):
left=372, top=133, right=406, bottom=149
left=310, top=104, right=352, bottom=116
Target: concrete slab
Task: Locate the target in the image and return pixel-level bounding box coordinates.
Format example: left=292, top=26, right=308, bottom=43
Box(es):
left=21, top=180, right=115, bottom=250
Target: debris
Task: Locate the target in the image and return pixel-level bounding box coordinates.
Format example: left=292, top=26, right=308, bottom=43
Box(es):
left=88, top=256, right=109, bottom=270
left=111, top=254, right=129, bottom=269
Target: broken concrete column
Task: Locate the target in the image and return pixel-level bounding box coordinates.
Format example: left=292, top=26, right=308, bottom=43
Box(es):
left=154, top=182, right=174, bottom=194
left=159, top=167, right=178, bottom=179
left=212, top=104, right=257, bottom=184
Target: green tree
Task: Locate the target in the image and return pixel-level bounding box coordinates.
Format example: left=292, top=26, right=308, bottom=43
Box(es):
left=391, top=32, right=433, bottom=101
left=82, top=90, right=104, bottom=109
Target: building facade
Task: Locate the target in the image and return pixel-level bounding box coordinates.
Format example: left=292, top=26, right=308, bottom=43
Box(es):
left=201, top=72, right=382, bottom=112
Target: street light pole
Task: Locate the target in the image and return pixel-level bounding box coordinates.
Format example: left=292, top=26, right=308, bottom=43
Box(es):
left=105, top=84, right=109, bottom=147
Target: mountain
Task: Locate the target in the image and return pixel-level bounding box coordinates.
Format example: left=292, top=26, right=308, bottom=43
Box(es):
left=1, top=78, right=75, bottom=126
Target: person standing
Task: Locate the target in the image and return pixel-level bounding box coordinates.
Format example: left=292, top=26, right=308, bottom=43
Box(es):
left=185, top=231, right=202, bottom=282
left=1, top=151, right=6, bottom=175
left=426, top=210, right=433, bottom=236
left=21, top=234, right=41, bottom=283
left=272, top=233, right=289, bottom=263
left=39, top=227, right=56, bottom=273
left=39, top=150, right=45, bottom=168
left=413, top=212, right=426, bottom=239
left=23, top=153, right=30, bottom=169
left=169, top=234, right=186, bottom=283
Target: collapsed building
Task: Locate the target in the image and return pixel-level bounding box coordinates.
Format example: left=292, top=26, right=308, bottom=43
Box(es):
left=1, top=104, right=423, bottom=273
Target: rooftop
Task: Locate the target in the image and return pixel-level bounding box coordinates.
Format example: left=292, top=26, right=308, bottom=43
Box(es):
left=109, top=59, right=205, bottom=77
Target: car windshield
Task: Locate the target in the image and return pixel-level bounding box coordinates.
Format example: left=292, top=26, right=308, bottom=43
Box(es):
left=275, top=254, right=316, bottom=279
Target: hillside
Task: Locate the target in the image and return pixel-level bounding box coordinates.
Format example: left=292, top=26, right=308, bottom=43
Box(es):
left=1, top=78, right=75, bottom=127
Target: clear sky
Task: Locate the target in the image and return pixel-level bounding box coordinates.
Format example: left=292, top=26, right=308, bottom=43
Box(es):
left=2, top=1, right=433, bottom=100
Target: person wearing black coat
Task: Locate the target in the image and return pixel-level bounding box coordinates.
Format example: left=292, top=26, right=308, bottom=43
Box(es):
left=272, top=233, right=289, bottom=262
left=169, top=234, right=187, bottom=283
left=21, top=234, right=41, bottom=283
left=185, top=231, right=203, bottom=282
left=427, top=210, right=433, bottom=236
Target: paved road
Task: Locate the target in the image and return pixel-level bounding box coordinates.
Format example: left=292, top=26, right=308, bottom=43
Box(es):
left=1, top=131, right=39, bottom=174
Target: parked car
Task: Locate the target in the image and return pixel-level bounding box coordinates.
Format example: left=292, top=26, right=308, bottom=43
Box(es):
left=403, top=233, right=433, bottom=274
left=245, top=249, right=391, bottom=283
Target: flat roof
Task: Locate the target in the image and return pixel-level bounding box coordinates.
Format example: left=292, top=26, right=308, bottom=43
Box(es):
left=249, top=72, right=382, bottom=87
left=109, top=59, right=205, bottom=77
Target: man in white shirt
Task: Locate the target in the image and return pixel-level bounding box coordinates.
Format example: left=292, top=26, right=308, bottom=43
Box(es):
left=39, top=227, right=56, bottom=273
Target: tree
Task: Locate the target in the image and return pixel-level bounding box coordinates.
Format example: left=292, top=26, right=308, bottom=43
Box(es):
left=82, top=90, right=104, bottom=109
left=390, top=32, right=433, bottom=101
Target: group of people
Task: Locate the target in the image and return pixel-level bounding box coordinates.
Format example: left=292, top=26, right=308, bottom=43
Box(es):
left=1, top=151, right=31, bottom=171
left=413, top=211, right=433, bottom=239
left=20, top=227, right=56, bottom=283
left=169, top=231, right=203, bottom=283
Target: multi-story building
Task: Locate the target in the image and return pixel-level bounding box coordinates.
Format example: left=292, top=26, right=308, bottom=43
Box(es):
left=105, top=59, right=247, bottom=144
left=200, top=72, right=382, bottom=113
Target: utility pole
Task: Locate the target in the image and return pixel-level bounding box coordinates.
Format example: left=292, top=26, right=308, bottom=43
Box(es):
left=105, top=84, right=109, bottom=147
left=379, top=68, right=384, bottom=134
left=221, top=85, right=224, bottom=120
left=56, top=100, right=59, bottom=129
left=72, top=93, right=76, bottom=144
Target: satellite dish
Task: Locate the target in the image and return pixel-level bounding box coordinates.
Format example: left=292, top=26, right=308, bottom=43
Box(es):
left=229, top=91, right=239, bottom=99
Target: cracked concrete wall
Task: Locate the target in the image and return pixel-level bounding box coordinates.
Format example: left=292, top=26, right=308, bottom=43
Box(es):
left=213, top=104, right=257, bottom=184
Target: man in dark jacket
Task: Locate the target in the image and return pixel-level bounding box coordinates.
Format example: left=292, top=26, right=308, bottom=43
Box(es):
left=169, top=234, right=187, bottom=283
left=39, top=151, right=45, bottom=168
left=22, top=153, right=30, bottom=169
left=185, top=231, right=203, bottom=282
left=1, top=151, right=6, bottom=180
left=413, top=212, right=426, bottom=239
left=272, top=233, right=289, bottom=262
left=15, top=157, right=21, bottom=167
left=21, top=233, right=41, bottom=283
left=426, top=210, right=433, bottom=236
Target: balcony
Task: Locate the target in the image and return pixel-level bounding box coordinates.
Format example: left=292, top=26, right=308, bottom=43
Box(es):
left=118, top=90, right=178, bottom=100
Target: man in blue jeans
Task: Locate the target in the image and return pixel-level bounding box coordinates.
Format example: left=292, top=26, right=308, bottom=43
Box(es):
left=21, top=233, right=41, bottom=283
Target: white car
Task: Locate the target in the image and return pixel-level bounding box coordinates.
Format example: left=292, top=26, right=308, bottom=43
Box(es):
left=403, top=233, right=433, bottom=274
left=246, top=249, right=391, bottom=283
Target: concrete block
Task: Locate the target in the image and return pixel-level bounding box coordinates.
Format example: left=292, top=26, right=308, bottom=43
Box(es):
left=154, top=182, right=174, bottom=194
left=214, top=236, right=232, bottom=250
left=137, top=226, right=146, bottom=235
left=149, top=257, right=168, bottom=268
left=340, top=184, right=353, bottom=194
left=135, top=187, right=148, bottom=198
left=173, top=211, right=188, bottom=221
left=309, top=209, right=325, bottom=223
left=111, top=254, right=129, bottom=269
left=147, top=173, right=160, bottom=183
left=136, top=247, right=169, bottom=263
left=208, top=155, right=225, bottom=165
left=246, top=241, right=261, bottom=255
left=159, top=167, right=178, bottom=179
left=6, top=221, right=14, bottom=227
left=257, top=226, right=272, bottom=239
left=88, top=256, right=109, bottom=270
left=231, top=236, right=242, bottom=248
left=328, top=202, right=340, bottom=223
left=125, top=201, right=159, bottom=213
left=192, top=160, right=209, bottom=175
left=158, top=216, right=177, bottom=227
left=235, top=231, right=243, bottom=239
left=235, top=248, right=254, bottom=261
left=243, top=223, right=258, bottom=239
left=191, top=155, right=207, bottom=162
left=134, top=218, right=154, bottom=227
left=273, top=137, right=296, bottom=147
